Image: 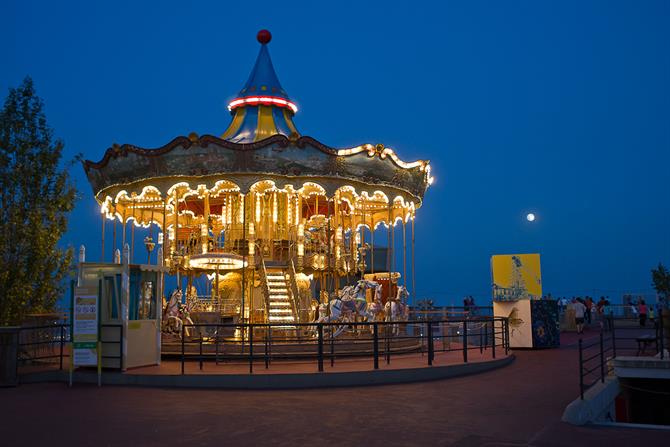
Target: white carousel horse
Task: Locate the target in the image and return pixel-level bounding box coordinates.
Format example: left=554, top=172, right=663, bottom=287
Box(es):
left=385, top=285, right=410, bottom=335
left=315, top=280, right=382, bottom=337
left=162, top=289, right=196, bottom=337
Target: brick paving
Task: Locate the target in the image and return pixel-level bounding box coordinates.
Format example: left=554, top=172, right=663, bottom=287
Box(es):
left=2, top=327, right=667, bottom=446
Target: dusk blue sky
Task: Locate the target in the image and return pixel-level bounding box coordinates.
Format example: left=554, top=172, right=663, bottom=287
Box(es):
left=4, top=1, right=669, bottom=304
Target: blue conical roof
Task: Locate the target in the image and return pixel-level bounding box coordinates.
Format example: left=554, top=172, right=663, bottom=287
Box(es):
left=238, top=44, right=290, bottom=100
left=223, top=31, right=300, bottom=143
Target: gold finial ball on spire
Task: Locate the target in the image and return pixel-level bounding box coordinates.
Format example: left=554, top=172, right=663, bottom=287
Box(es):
left=257, top=29, right=272, bottom=44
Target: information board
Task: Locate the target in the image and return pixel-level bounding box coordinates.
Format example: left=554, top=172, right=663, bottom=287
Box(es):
left=73, top=288, right=98, bottom=366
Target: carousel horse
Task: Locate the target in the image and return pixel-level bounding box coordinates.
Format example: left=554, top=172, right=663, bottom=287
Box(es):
left=315, top=280, right=382, bottom=337
left=162, top=289, right=195, bottom=337
left=385, top=285, right=410, bottom=335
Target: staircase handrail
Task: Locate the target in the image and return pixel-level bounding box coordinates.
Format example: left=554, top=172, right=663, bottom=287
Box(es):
left=288, top=260, right=302, bottom=324
left=259, top=259, right=271, bottom=323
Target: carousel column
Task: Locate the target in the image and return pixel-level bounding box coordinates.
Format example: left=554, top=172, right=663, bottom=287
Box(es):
left=122, top=208, right=127, bottom=252
left=241, top=193, right=246, bottom=326
left=156, top=245, right=163, bottom=366
left=387, top=203, right=392, bottom=301
left=402, top=215, right=407, bottom=289
left=411, top=213, right=416, bottom=307
left=112, top=205, right=117, bottom=261
left=121, top=243, right=130, bottom=372
left=370, top=208, right=375, bottom=275
left=202, top=192, right=210, bottom=254
left=174, top=190, right=180, bottom=290
left=390, top=203, right=395, bottom=302
left=101, top=210, right=105, bottom=262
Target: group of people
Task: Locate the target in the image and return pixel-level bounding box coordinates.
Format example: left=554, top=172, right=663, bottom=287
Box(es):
left=568, top=296, right=612, bottom=334
left=566, top=295, right=656, bottom=334
left=463, top=296, right=477, bottom=315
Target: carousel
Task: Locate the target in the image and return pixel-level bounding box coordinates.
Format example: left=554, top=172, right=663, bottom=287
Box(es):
left=83, top=30, right=432, bottom=355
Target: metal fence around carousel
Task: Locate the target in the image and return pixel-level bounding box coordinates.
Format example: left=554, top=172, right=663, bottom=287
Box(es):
left=12, top=323, right=124, bottom=381
left=578, top=315, right=666, bottom=399
left=176, top=316, right=510, bottom=374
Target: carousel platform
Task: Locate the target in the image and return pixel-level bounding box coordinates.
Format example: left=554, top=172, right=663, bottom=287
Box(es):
left=19, top=347, right=513, bottom=389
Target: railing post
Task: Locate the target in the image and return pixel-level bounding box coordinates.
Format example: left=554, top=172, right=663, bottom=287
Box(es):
left=659, top=310, right=665, bottom=360
left=199, top=335, right=203, bottom=371
left=215, top=332, right=219, bottom=365
left=427, top=321, right=433, bottom=365
left=181, top=323, right=185, bottom=375
left=59, top=325, right=64, bottom=371
left=611, top=320, right=617, bottom=359
left=492, top=319, right=496, bottom=359
left=373, top=323, right=379, bottom=370
left=386, top=323, right=391, bottom=365
left=317, top=323, right=324, bottom=372
left=249, top=324, right=254, bottom=374
left=600, top=331, right=605, bottom=383
left=579, top=338, right=584, bottom=400
left=330, top=324, right=335, bottom=367
left=480, top=324, right=484, bottom=354
left=265, top=325, right=269, bottom=370
left=463, top=320, right=468, bottom=363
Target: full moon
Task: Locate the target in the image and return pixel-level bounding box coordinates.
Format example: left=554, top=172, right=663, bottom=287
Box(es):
left=526, top=213, right=536, bottom=222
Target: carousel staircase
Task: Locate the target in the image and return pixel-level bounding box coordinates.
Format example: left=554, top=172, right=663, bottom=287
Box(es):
left=265, top=268, right=297, bottom=329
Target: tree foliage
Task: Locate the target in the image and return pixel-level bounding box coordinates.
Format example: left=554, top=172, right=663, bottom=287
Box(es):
left=0, top=77, right=77, bottom=325
left=652, top=263, right=670, bottom=306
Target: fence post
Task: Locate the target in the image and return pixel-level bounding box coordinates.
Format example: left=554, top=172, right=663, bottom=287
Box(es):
left=249, top=324, right=254, bottom=374
left=492, top=319, right=496, bottom=359
left=610, top=318, right=616, bottom=358
left=373, top=323, right=379, bottom=370
left=480, top=324, right=484, bottom=354
left=463, top=320, right=468, bottom=363
left=265, top=325, right=269, bottom=369
left=427, top=321, right=433, bottom=365
left=181, top=323, right=185, bottom=375
left=317, top=323, right=324, bottom=372
left=199, top=336, right=203, bottom=371
left=59, top=325, right=64, bottom=371
left=579, top=338, right=584, bottom=400
left=600, top=331, right=605, bottom=383
left=330, top=324, right=335, bottom=367
left=659, top=310, right=664, bottom=360
left=215, top=332, right=219, bottom=366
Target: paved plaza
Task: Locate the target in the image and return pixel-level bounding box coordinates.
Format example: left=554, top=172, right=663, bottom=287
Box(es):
left=2, top=329, right=667, bottom=446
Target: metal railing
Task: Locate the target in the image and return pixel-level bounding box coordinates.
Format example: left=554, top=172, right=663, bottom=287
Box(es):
left=577, top=315, right=665, bottom=399
left=176, top=316, right=510, bottom=375
left=17, top=324, right=70, bottom=373
left=15, top=322, right=124, bottom=378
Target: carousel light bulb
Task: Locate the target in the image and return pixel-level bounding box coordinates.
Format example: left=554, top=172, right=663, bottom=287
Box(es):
left=238, top=195, right=244, bottom=224
left=526, top=213, right=536, bottom=222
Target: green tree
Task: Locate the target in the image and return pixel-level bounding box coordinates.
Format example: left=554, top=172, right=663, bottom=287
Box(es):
left=652, top=263, right=670, bottom=307
left=0, top=77, right=77, bottom=325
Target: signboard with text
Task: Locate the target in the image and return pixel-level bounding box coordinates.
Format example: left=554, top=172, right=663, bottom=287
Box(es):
left=73, top=288, right=98, bottom=366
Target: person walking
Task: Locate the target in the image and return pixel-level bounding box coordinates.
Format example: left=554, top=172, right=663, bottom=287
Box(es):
left=573, top=299, right=587, bottom=334
left=603, top=299, right=612, bottom=331
left=584, top=297, right=593, bottom=325
left=638, top=299, right=648, bottom=327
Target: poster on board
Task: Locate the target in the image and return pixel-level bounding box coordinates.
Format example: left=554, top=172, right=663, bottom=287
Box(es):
left=491, top=253, right=542, bottom=301
left=73, top=288, right=98, bottom=366
left=493, top=300, right=533, bottom=348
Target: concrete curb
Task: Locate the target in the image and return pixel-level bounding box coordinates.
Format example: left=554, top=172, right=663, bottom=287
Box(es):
left=20, top=355, right=514, bottom=389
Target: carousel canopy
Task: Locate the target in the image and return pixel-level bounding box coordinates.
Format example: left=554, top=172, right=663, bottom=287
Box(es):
left=83, top=30, right=433, bottom=228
